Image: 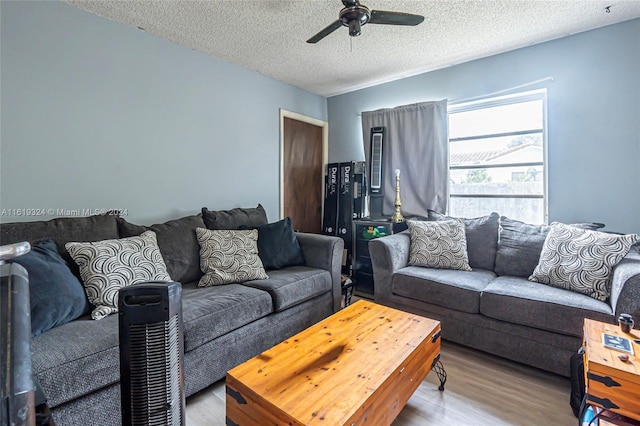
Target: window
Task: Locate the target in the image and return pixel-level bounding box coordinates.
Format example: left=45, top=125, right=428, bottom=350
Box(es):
left=448, top=90, right=546, bottom=224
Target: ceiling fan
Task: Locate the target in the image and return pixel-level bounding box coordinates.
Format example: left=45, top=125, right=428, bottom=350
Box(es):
left=307, top=0, right=425, bottom=44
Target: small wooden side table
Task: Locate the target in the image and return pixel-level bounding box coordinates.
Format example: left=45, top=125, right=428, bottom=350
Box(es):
left=583, top=318, right=640, bottom=421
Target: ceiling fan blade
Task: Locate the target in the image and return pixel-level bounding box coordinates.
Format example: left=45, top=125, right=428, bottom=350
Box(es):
left=369, top=10, right=425, bottom=26
left=307, top=20, right=343, bottom=43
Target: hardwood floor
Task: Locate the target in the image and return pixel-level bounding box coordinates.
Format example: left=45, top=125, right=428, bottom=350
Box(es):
left=185, top=341, right=576, bottom=425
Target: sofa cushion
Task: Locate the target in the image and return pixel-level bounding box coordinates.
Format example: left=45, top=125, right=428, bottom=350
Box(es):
left=32, top=314, right=120, bottom=408
left=529, top=223, right=640, bottom=301
left=0, top=214, right=119, bottom=277
left=33, top=282, right=275, bottom=408
left=181, top=282, right=273, bottom=352
left=196, top=228, right=268, bottom=286
left=480, top=276, right=613, bottom=337
left=240, top=217, right=306, bottom=270
left=66, top=231, right=172, bottom=320
left=201, top=204, right=268, bottom=230
left=407, top=219, right=472, bottom=271
left=117, top=215, right=205, bottom=284
left=494, top=217, right=605, bottom=278
left=9, top=240, right=89, bottom=336
left=428, top=211, right=499, bottom=271
left=392, top=266, right=495, bottom=313
left=240, top=266, right=332, bottom=312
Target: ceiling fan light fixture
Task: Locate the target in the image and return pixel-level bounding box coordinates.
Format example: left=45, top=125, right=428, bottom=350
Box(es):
left=348, top=20, right=360, bottom=36
left=339, top=5, right=370, bottom=37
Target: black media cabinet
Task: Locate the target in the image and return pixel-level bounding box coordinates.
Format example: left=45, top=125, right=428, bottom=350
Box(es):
left=352, top=219, right=407, bottom=296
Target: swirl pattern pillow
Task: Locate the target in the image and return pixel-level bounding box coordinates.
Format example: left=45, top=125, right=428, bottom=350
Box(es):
left=407, top=219, right=472, bottom=271
left=196, top=228, right=268, bottom=286
left=529, top=222, right=640, bottom=301
left=66, top=231, right=172, bottom=320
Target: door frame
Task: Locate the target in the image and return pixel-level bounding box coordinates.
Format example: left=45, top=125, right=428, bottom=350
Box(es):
left=279, top=109, right=329, bottom=221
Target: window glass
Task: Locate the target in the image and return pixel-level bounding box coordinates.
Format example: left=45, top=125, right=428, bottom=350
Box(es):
left=448, top=91, right=546, bottom=223
left=450, top=134, right=543, bottom=166
left=450, top=166, right=543, bottom=195
left=449, top=100, right=543, bottom=139
left=448, top=197, right=545, bottom=225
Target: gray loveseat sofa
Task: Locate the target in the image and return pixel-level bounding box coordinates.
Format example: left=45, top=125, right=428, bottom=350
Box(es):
left=1, top=209, right=343, bottom=425
left=369, top=213, right=640, bottom=377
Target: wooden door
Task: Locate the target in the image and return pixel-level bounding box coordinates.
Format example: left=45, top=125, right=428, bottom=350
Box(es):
left=282, top=117, right=323, bottom=233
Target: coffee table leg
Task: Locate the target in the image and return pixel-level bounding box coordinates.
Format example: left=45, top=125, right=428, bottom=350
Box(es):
left=430, top=354, right=447, bottom=391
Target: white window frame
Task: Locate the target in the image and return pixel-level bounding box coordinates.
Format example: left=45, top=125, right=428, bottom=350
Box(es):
left=447, top=89, right=549, bottom=223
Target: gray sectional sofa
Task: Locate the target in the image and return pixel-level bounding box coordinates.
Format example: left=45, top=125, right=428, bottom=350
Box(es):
left=1, top=210, right=343, bottom=425
left=369, top=213, right=640, bottom=377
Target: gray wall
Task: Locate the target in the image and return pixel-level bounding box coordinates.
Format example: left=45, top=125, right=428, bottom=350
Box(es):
left=327, top=19, right=640, bottom=234
left=1, top=1, right=327, bottom=225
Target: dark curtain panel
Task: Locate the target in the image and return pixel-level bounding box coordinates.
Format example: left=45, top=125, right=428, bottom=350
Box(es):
left=361, top=100, right=449, bottom=218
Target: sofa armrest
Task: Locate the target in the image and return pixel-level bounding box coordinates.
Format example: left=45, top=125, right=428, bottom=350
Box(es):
left=295, top=232, right=344, bottom=312
left=369, top=231, right=410, bottom=305
left=610, top=251, right=640, bottom=319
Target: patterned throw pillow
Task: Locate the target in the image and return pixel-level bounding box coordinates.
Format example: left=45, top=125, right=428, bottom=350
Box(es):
left=529, top=223, right=640, bottom=301
left=196, top=228, right=268, bottom=286
left=407, top=219, right=472, bottom=271
left=66, top=231, right=172, bottom=320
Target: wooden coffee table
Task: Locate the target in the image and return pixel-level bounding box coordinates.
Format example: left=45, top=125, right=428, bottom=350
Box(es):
left=226, top=300, right=446, bottom=425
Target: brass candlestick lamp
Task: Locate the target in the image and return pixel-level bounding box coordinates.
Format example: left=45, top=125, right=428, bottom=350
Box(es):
left=391, top=169, right=404, bottom=223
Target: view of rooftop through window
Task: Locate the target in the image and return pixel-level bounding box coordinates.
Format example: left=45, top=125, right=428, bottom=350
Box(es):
left=448, top=90, right=546, bottom=224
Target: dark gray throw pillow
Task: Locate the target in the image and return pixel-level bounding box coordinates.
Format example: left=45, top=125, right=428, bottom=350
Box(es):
left=9, top=240, right=89, bottom=336
left=201, top=204, right=268, bottom=230
left=494, top=217, right=606, bottom=278
left=117, top=215, right=205, bottom=284
left=0, top=214, right=119, bottom=278
left=240, top=217, right=306, bottom=270
left=428, top=210, right=500, bottom=271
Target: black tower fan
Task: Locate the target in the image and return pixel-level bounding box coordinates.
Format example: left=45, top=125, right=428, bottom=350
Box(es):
left=118, top=281, right=185, bottom=426
left=368, top=127, right=385, bottom=218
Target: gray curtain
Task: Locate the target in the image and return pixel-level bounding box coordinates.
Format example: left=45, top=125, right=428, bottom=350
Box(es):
left=361, top=100, right=449, bottom=218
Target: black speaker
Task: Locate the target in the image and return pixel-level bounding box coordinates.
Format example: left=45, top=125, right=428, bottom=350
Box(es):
left=322, top=163, right=340, bottom=236
left=118, top=282, right=185, bottom=426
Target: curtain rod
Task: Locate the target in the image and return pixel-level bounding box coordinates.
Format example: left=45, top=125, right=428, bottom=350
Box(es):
left=448, top=76, right=554, bottom=105
left=357, top=76, right=554, bottom=116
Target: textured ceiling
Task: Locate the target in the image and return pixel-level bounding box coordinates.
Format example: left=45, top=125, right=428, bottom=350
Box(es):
left=66, top=1, right=640, bottom=97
